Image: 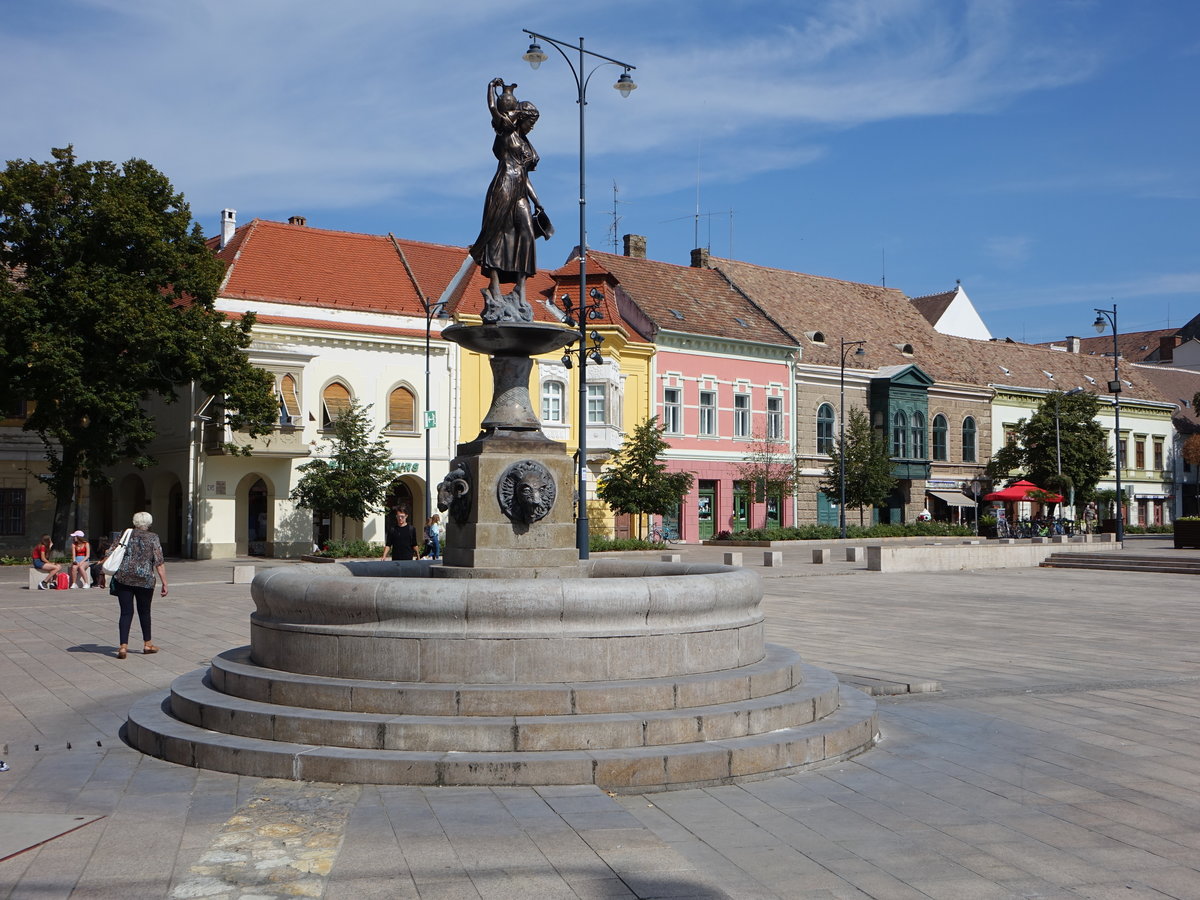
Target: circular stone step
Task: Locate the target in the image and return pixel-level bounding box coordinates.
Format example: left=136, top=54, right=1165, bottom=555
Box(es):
left=209, top=644, right=805, bottom=716
left=126, top=672, right=878, bottom=792
left=168, top=663, right=842, bottom=753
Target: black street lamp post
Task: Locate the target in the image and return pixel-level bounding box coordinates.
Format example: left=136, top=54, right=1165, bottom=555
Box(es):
left=422, top=298, right=449, bottom=522
left=1092, top=305, right=1124, bottom=542
left=839, top=339, right=866, bottom=539
left=522, top=29, right=637, bottom=559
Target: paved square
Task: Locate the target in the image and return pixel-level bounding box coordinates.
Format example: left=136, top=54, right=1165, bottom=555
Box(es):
left=2, top=539, right=1198, bottom=898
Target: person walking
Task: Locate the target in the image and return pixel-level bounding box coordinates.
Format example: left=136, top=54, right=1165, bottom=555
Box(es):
left=109, top=511, right=168, bottom=660
left=69, top=531, right=91, bottom=588
left=424, top=514, right=443, bottom=560
left=31, top=535, right=61, bottom=589
left=381, top=507, right=419, bottom=561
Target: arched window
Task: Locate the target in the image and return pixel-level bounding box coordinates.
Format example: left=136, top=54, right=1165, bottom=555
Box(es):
left=962, top=416, right=977, bottom=463
left=816, top=403, right=835, bottom=454
left=892, top=410, right=908, bottom=458
left=387, top=386, right=417, bottom=432
left=932, top=414, right=948, bottom=461
left=321, top=381, right=351, bottom=428
left=911, top=411, right=926, bottom=459
left=278, top=374, right=300, bottom=426
left=541, top=380, right=564, bottom=423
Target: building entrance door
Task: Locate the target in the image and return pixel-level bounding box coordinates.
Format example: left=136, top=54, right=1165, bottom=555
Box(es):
left=732, top=482, right=749, bottom=532
left=697, top=482, right=716, bottom=540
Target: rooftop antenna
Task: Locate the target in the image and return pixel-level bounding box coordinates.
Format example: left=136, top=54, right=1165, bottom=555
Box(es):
left=607, top=180, right=623, bottom=253
left=881, top=247, right=886, bottom=287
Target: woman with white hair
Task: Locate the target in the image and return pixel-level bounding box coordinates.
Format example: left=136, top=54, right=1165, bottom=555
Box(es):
left=110, top=511, right=168, bottom=660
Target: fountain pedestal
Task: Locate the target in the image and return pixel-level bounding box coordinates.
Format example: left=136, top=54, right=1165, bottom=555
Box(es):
left=436, top=322, right=582, bottom=576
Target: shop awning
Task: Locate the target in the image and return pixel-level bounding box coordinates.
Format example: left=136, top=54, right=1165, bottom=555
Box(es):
left=927, top=490, right=976, bottom=508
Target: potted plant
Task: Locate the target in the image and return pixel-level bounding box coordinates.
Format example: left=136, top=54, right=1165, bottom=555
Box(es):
left=1174, top=517, right=1200, bottom=549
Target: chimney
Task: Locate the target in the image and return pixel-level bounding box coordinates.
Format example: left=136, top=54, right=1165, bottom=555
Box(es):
left=623, top=234, right=647, bottom=259
left=288, top=215, right=307, bottom=227
left=220, top=208, right=236, bottom=249
left=1159, top=334, right=1181, bottom=362
left=690, top=247, right=710, bottom=268
left=1066, top=335, right=1081, bottom=353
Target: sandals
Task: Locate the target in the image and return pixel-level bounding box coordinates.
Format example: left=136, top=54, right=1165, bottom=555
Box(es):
left=143, top=644, right=160, bottom=655
left=116, top=648, right=127, bottom=660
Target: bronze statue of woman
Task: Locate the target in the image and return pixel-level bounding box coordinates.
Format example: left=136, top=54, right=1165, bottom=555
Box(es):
left=469, top=78, right=552, bottom=323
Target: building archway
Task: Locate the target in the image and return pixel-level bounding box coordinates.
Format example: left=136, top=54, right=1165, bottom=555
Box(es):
left=235, top=473, right=274, bottom=557
left=385, top=477, right=418, bottom=520
left=114, top=474, right=147, bottom=535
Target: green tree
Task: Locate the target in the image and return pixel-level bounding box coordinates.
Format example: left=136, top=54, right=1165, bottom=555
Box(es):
left=819, top=406, right=896, bottom=526
left=985, top=390, right=1112, bottom=504
left=597, top=416, right=694, bottom=537
left=736, top=430, right=801, bottom=529
left=289, top=401, right=394, bottom=541
left=0, top=146, right=276, bottom=548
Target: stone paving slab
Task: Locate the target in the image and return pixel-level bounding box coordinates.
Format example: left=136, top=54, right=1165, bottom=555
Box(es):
left=3, top=540, right=1200, bottom=897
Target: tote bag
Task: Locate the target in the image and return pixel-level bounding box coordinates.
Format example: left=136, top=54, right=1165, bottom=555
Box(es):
left=102, top=529, right=133, bottom=576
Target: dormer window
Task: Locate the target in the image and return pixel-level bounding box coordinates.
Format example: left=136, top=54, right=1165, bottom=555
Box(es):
left=806, top=331, right=826, bottom=345
left=895, top=343, right=915, bottom=356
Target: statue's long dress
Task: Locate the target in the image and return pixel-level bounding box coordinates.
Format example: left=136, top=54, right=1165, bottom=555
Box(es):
left=470, top=126, right=539, bottom=283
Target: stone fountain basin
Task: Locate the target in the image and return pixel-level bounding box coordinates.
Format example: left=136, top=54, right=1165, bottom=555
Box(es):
left=442, top=321, right=577, bottom=356
left=249, top=560, right=764, bottom=685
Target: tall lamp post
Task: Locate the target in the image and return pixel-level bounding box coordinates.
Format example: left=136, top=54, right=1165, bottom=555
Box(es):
left=839, top=339, right=866, bottom=539
left=422, top=298, right=449, bottom=522
left=1093, top=305, right=1124, bottom=542
left=522, top=29, right=637, bottom=559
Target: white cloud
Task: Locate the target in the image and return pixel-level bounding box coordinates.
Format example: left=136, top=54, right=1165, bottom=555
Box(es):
left=2, top=0, right=1108, bottom=221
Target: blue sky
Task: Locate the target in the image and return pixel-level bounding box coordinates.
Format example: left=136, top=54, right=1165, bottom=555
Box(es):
left=5, top=0, right=1198, bottom=344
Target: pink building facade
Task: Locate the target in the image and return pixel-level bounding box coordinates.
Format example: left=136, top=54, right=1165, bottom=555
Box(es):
left=588, top=247, right=798, bottom=541
left=653, top=344, right=796, bottom=540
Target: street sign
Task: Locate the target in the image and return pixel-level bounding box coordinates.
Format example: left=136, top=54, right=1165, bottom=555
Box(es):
left=425, top=410, right=437, bottom=429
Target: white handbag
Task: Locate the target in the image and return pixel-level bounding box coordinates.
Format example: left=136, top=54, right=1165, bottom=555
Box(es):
left=102, top=528, right=133, bottom=576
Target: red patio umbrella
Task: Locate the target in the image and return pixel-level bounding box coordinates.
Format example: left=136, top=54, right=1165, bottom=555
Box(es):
left=983, top=479, right=1063, bottom=503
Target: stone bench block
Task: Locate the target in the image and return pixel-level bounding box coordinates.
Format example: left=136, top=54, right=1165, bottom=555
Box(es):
left=844, top=547, right=864, bottom=562
left=1031, top=537, right=1047, bottom=544
left=961, top=540, right=981, bottom=545
left=1097, top=533, right=1116, bottom=542
left=660, top=553, right=682, bottom=563
left=998, top=538, right=1017, bottom=545
left=722, top=551, right=743, bottom=567
left=1050, top=535, right=1067, bottom=543
left=811, top=548, right=830, bottom=564
left=763, top=551, right=782, bottom=567
left=233, top=565, right=256, bottom=584
left=28, top=568, right=44, bottom=590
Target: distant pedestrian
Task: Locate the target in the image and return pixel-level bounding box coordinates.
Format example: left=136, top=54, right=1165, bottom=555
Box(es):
left=424, top=514, right=442, bottom=560
left=31, top=535, right=61, bottom=590
left=69, top=531, right=91, bottom=588
left=109, top=512, right=168, bottom=660
left=1083, top=500, right=1098, bottom=534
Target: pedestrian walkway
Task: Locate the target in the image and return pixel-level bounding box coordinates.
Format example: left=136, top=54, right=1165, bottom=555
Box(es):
left=1, top=542, right=1198, bottom=898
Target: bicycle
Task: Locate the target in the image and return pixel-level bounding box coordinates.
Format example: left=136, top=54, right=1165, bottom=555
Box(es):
left=647, top=524, right=679, bottom=544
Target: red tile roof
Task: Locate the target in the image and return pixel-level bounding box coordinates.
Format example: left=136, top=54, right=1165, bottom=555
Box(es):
left=214, top=219, right=469, bottom=316
left=584, top=251, right=795, bottom=348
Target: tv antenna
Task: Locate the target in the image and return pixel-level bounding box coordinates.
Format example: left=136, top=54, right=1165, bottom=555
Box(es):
left=607, top=181, right=625, bottom=253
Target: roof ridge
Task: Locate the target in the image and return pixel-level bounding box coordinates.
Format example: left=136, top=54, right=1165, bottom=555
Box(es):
left=710, top=256, right=905, bottom=294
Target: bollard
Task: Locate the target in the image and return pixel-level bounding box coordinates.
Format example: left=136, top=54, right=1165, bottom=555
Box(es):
left=661, top=553, right=682, bottom=563
left=722, top=551, right=743, bottom=567
left=232, top=565, right=256, bottom=584
left=845, top=546, right=863, bottom=562
left=763, top=551, right=783, bottom=567
left=811, top=548, right=831, bottom=564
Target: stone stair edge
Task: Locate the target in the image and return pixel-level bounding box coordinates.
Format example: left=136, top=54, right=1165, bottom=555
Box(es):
left=126, top=686, right=878, bottom=790
left=211, top=643, right=808, bottom=713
